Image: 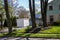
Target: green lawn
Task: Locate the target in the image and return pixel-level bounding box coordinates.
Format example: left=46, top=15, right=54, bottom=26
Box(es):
left=40, top=26, right=60, bottom=34
left=0, top=26, right=60, bottom=38
left=15, top=26, right=60, bottom=34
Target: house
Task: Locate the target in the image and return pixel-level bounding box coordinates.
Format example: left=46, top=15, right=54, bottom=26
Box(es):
left=16, top=6, right=30, bottom=28
left=29, top=14, right=42, bottom=26
left=17, top=0, right=60, bottom=27
left=35, top=14, right=42, bottom=25
left=30, top=0, right=60, bottom=26
left=47, top=0, right=60, bottom=24
left=17, top=18, right=29, bottom=28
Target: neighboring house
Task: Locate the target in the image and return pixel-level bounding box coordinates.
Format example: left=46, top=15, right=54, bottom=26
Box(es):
left=16, top=6, right=30, bottom=28
left=35, top=14, right=42, bottom=25
left=17, top=18, right=29, bottom=28
left=16, top=0, right=60, bottom=27
left=47, top=0, right=60, bottom=24
left=29, top=14, right=42, bottom=26
left=16, top=6, right=42, bottom=27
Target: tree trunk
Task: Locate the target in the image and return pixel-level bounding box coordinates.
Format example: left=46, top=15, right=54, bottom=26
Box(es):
left=4, top=0, right=12, bottom=34
left=29, top=0, right=36, bottom=28
left=43, top=0, right=48, bottom=27
left=1, top=14, right=2, bottom=29
left=32, top=0, right=36, bottom=28
left=40, top=0, right=48, bottom=27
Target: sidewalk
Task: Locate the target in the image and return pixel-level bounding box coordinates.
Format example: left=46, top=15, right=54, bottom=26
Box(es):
left=0, top=28, right=21, bottom=33
left=0, top=28, right=8, bottom=33
left=0, top=37, right=60, bottom=40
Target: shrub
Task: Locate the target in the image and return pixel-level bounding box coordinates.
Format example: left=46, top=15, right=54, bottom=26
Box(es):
left=4, top=17, right=17, bottom=27
left=25, top=26, right=32, bottom=33
left=53, top=22, right=60, bottom=26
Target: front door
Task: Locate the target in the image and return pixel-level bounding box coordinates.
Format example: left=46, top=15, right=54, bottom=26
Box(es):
left=50, top=15, right=54, bottom=25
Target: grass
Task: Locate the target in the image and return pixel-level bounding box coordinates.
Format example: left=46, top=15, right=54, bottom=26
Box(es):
left=0, top=26, right=60, bottom=38
left=14, top=26, right=60, bottom=34
left=40, top=26, right=60, bottom=34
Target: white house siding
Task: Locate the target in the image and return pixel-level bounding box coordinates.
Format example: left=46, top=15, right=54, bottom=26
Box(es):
left=17, top=19, right=29, bottom=28
left=24, top=19, right=29, bottom=27
left=17, top=19, right=24, bottom=28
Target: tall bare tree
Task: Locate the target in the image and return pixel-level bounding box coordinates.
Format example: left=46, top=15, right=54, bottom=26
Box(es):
left=4, top=0, right=12, bottom=33
left=29, top=0, right=36, bottom=28
left=40, top=0, right=48, bottom=27
left=0, top=11, right=3, bottom=29
left=32, top=0, right=36, bottom=28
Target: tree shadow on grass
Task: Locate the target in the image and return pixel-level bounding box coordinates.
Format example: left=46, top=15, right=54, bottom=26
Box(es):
left=1, top=33, right=24, bottom=37
left=25, top=27, right=41, bottom=33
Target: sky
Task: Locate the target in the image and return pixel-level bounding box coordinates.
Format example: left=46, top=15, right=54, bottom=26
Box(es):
left=18, top=0, right=53, bottom=11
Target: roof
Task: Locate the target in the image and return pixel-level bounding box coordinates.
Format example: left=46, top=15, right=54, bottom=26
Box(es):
left=48, top=0, right=53, bottom=4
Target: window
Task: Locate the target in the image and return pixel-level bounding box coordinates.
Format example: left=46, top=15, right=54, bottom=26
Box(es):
left=59, top=5, right=60, bottom=10
left=49, top=6, right=53, bottom=10
left=50, top=15, right=54, bottom=22
left=58, top=14, right=60, bottom=20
